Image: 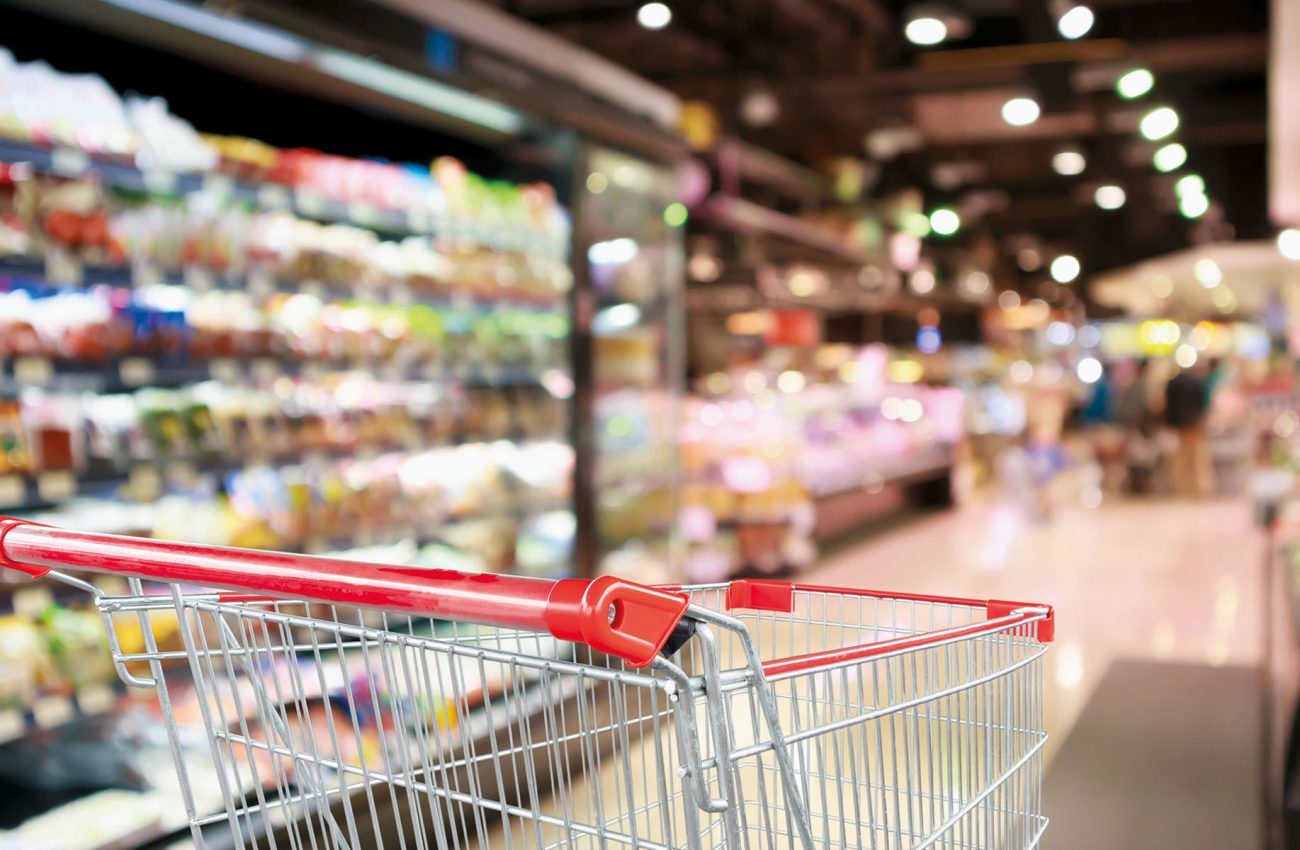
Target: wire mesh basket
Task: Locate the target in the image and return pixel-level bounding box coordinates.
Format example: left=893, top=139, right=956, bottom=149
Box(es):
left=0, top=517, right=1053, bottom=850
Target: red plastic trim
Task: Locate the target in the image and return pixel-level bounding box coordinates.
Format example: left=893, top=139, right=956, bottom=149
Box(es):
left=726, top=580, right=794, bottom=613
left=0, top=518, right=687, bottom=668
left=988, top=599, right=1055, bottom=642
left=761, top=608, right=1051, bottom=677
left=0, top=518, right=51, bottom=578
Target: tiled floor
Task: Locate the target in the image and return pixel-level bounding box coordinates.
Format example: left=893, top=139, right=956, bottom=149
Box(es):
left=808, top=494, right=1268, bottom=766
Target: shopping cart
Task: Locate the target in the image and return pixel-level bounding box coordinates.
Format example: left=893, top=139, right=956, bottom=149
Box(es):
left=0, top=516, right=1053, bottom=850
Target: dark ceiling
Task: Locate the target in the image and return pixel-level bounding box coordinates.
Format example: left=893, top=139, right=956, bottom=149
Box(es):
left=489, top=0, right=1270, bottom=283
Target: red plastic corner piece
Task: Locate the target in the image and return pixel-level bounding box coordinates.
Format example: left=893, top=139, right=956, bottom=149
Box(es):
left=544, top=577, right=689, bottom=668
left=0, top=518, right=51, bottom=578
left=987, top=599, right=1055, bottom=643
left=727, top=580, right=795, bottom=613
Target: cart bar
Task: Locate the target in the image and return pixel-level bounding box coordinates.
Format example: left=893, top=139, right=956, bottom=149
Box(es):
left=724, top=579, right=1055, bottom=642
left=0, top=518, right=689, bottom=668
left=760, top=607, right=1051, bottom=678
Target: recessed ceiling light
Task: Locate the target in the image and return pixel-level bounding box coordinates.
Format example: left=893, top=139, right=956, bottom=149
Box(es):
left=1180, top=193, right=1209, bottom=219
left=636, top=2, right=672, bottom=29
left=905, top=16, right=948, bottom=45
left=1057, top=4, right=1094, bottom=39
left=1174, top=174, right=1205, bottom=198
left=929, top=207, right=961, bottom=236
left=1116, top=68, right=1154, bottom=99
left=1194, top=258, right=1222, bottom=288
left=1050, top=254, right=1081, bottom=283
left=1279, top=228, right=1300, bottom=261
left=1152, top=143, right=1186, bottom=173
left=1139, top=107, right=1179, bottom=141
left=1094, top=184, right=1126, bottom=210
left=1002, top=97, right=1041, bottom=126
left=1052, top=149, right=1086, bottom=176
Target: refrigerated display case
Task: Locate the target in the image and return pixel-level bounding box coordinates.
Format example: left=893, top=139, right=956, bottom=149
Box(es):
left=573, top=146, right=685, bottom=581
left=0, top=2, right=687, bottom=845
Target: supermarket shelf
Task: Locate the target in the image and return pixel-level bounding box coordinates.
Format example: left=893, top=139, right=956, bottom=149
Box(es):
left=0, top=354, right=551, bottom=394
left=805, top=445, right=956, bottom=499
left=0, top=258, right=567, bottom=315
left=0, top=141, right=564, bottom=256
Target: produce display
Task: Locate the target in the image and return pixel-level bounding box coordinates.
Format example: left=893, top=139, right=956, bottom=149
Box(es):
left=681, top=345, right=964, bottom=578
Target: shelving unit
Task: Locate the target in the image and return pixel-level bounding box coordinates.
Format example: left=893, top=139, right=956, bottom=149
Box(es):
left=0, top=0, right=687, bottom=846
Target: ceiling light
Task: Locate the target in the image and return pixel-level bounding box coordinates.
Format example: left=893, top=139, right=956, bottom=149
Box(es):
left=998, top=290, right=1022, bottom=311
left=1050, top=254, right=1081, bottom=283
left=740, top=88, right=780, bottom=127
left=1016, top=247, right=1042, bottom=271
left=636, top=2, right=672, bottom=29
left=910, top=268, right=937, bottom=294
left=1279, top=228, right=1300, bottom=261
left=1077, top=357, right=1103, bottom=383
left=1002, top=97, right=1041, bottom=126
left=1116, top=68, right=1154, bottom=99
left=1139, top=107, right=1179, bottom=141
left=1179, top=193, right=1209, bottom=218
left=1094, top=184, right=1126, bottom=210
left=929, top=208, right=961, bottom=236
left=905, top=16, right=947, bottom=45
left=1052, top=149, right=1086, bottom=176
left=1153, top=143, right=1186, bottom=173
left=1057, top=4, right=1095, bottom=39
left=1194, top=258, right=1222, bottom=288
left=1174, top=174, right=1205, bottom=198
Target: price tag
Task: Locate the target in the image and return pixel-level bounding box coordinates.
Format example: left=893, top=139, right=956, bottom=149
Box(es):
left=184, top=266, right=215, bottom=293
left=0, top=475, right=25, bottom=507
left=165, top=461, right=197, bottom=487
left=257, top=183, right=291, bottom=210
left=296, top=189, right=328, bottom=218
left=131, top=258, right=163, bottom=287
left=210, top=358, right=240, bottom=384
left=77, top=683, right=115, bottom=716
left=45, top=248, right=83, bottom=286
left=0, top=711, right=23, bottom=744
left=119, top=357, right=156, bottom=387
left=51, top=147, right=90, bottom=177
left=407, top=205, right=431, bottom=234
left=247, top=267, right=276, bottom=299
left=32, top=696, right=74, bottom=729
left=143, top=169, right=178, bottom=194
left=252, top=358, right=280, bottom=382
left=36, top=470, right=75, bottom=502
left=128, top=464, right=164, bottom=503
left=348, top=202, right=379, bottom=228
left=202, top=173, right=234, bottom=198
left=14, top=586, right=53, bottom=619
left=13, top=356, right=52, bottom=386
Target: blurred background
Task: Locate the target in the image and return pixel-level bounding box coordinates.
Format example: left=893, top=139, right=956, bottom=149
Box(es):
left=0, top=0, right=1292, bottom=846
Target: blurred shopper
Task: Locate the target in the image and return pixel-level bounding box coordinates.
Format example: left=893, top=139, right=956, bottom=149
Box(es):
left=1165, top=363, right=1214, bottom=497
left=1113, top=359, right=1154, bottom=493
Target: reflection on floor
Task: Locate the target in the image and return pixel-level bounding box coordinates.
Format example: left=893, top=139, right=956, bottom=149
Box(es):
left=806, top=494, right=1266, bottom=845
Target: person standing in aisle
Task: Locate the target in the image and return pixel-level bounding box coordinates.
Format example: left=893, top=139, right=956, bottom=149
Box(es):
left=1114, top=360, right=1157, bottom=493
left=1164, top=362, right=1214, bottom=497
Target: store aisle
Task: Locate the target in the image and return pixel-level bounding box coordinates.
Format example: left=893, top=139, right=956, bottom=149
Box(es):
left=811, top=495, right=1266, bottom=758
left=807, top=494, right=1267, bottom=845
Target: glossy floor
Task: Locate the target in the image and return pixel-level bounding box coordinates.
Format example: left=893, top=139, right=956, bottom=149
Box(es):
left=809, top=494, right=1267, bottom=765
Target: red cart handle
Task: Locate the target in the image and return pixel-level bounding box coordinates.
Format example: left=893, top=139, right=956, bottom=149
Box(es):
left=0, top=518, right=689, bottom=669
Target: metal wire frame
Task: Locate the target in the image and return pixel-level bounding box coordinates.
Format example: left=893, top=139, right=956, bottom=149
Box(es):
left=66, top=574, right=1049, bottom=850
